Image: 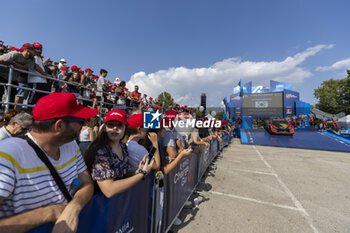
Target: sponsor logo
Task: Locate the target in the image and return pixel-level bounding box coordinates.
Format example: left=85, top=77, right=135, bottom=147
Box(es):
left=116, top=222, right=134, bottom=233
left=174, top=158, right=192, bottom=186
left=286, top=94, right=298, bottom=99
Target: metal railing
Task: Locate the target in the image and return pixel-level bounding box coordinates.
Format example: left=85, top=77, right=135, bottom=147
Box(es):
left=0, top=63, right=141, bottom=116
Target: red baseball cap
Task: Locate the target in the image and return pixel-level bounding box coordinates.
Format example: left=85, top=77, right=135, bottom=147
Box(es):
left=33, top=92, right=98, bottom=121
left=71, top=65, right=81, bottom=71
left=127, top=114, right=143, bottom=128
left=104, top=109, right=127, bottom=125
left=61, top=67, right=68, bottom=71
left=93, top=75, right=99, bottom=79
left=33, top=42, right=43, bottom=49
left=165, top=110, right=177, bottom=122
left=85, top=68, right=93, bottom=73
left=11, top=47, right=19, bottom=51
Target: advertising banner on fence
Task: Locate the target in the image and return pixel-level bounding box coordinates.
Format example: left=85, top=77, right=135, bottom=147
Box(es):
left=29, top=175, right=154, bottom=233
left=161, top=153, right=199, bottom=233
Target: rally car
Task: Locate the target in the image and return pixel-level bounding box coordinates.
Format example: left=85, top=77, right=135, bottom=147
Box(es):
left=265, top=118, right=294, bottom=136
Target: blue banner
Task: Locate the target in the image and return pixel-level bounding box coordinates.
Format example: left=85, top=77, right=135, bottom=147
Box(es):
left=230, top=93, right=242, bottom=118
left=242, top=81, right=252, bottom=94
left=161, top=153, right=199, bottom=233
left=270, top=80, right=292, bottom=92
left=283, top=89, right=300, bottom=117
left=29, top=174, right=154, bottom=233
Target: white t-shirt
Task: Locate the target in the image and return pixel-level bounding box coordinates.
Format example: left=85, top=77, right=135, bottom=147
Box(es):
left=96, top=76, right=106, bottom=97
left=28, top=56, right=47, bottom=84
left=0, top=134, right=86, bottom=217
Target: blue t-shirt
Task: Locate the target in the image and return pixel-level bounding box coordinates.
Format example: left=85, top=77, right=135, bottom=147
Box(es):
left=127, top=140, right=148, bottom=170
left=161, top=128, right=177, bottom=151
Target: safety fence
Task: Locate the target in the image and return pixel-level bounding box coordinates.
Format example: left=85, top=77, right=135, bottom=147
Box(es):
left=0, top=64, right=141, bottom=115
left=28, top=133, right=232, bottom=233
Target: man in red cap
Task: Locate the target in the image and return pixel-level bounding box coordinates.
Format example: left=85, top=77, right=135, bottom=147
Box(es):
left=80, top=68, right=94, bottom=107
left=27, top=42, right=52, bottom=105
left=57, top=67, right=69, bottom=92
left=0, top=43, right=49, bottom=108
left=0, top=92, right=98, bottom=232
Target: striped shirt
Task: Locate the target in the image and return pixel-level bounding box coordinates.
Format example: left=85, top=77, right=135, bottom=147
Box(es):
left=0, top=134, right=87, bottom=217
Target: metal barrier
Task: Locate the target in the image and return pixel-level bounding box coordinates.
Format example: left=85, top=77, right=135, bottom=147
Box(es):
left=27, top=133, right=232, bottom=233
left=0, top=64, right=140, bottom=115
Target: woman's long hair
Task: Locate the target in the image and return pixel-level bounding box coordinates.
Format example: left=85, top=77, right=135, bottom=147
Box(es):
left=83, top=124, right=110, bottom=173
left=84, top=123, right=127, bottom=172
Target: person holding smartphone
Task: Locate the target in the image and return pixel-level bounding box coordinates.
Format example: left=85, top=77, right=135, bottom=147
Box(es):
left=84, top=110, right=154, bottom=198
left=125, top=114, right=160, bottom=172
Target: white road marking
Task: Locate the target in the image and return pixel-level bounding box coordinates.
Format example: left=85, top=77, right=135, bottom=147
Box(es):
left=217, top=165, right=276, bottom=176
left=209, top=190, right=301, bottom=212
left=252, top=145, right=320, bottom=233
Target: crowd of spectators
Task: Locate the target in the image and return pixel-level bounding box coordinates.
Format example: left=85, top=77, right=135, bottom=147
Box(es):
left=0, top=40, right=195, bottom=115
left=0, top=41, right=234, bottom=232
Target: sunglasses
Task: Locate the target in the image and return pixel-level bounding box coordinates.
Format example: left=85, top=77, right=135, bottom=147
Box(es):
left=105, top=121, right=124, bottom=129
left=20, top=126, right=30, bottom=131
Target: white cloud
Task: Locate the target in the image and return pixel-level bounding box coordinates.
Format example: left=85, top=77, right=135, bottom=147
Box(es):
left=316, top=58, right=350, bottom=72
left=127, top=44, right=333, bottom=107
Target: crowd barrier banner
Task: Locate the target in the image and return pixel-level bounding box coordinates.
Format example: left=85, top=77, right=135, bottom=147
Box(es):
left=161, top=153, right=200, bottom=233
left=28, top=174, right=154, bottom=233
left=28, top=134, right=231, bottom=233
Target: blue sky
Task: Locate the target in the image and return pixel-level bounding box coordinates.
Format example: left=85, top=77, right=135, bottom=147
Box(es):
left=2, top=0, right=350, bottom=106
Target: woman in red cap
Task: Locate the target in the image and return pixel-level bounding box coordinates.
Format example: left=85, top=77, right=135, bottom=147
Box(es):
left=84, top=110, right=153, bottom=197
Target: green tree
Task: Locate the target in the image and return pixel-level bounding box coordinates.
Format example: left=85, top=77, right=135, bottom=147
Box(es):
left=343, top=70, right=350, bottom=114
left=157, top=91, right=175, bottom=109
left=313, top=72, right=349, bottom=114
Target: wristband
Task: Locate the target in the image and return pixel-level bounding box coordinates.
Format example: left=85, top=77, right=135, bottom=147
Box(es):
left=137, top=169, right=148, bottom=179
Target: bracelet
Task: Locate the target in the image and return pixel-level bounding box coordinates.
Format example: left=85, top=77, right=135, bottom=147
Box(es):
left=137, top=169, right=148, bottom=179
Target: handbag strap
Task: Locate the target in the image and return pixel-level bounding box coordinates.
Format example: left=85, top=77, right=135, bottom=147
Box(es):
left=25, top=136, right=72, bottom=202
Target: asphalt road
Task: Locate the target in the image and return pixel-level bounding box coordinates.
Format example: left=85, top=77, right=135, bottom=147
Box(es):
left=170, top=139, right=350, bottom=233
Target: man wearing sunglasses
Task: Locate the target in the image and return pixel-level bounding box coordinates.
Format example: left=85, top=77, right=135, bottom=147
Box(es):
left=0, top=92, right=98, bottom=233
left=0, top=112, right=32, bottom=141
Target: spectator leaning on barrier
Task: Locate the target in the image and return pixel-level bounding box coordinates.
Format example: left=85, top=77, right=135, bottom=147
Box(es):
left=115, top=81, right=126, bottom=106
left=27, top=42, right=52, bottom=105
left=81, top=68, right=93, bottom=107
left=57, top=67, right=68, bottom=92
left=0, top=112, right=32, bottom=141
left=0, top=92, right=97, bottom=233
left=0, top=43, right=45, bottom=107
left=125, top=114, right=160, bottom=171
left=96, top=69, right=108, bottom=111
left=67, top=65, right=82, bottom=94
left=161, top=111, right=193, bottom=172
left=84, top=109, right=154, bottom=198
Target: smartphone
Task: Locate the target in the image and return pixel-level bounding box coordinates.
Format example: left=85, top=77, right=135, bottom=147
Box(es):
left=148, top=147, right=157, bottom=162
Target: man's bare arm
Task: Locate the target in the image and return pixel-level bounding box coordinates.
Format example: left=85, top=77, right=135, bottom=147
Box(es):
left=51, top=170, right=94, bottom=233
left=0, top=201, right=66, bottom=233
